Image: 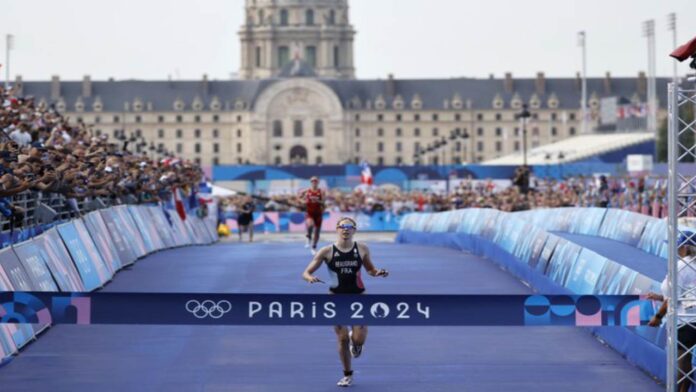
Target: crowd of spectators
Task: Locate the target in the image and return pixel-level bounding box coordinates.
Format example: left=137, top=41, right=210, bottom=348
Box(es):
left=0, top=85, right=204, bottom=227
left=219, top=173, right=669, bottom=218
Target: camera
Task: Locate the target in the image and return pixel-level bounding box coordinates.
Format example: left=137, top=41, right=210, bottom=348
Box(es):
left=670, top=36, right=696, bottom=70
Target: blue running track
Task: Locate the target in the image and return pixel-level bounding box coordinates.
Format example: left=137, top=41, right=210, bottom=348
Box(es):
left=0, top=240, right=663, bottom=391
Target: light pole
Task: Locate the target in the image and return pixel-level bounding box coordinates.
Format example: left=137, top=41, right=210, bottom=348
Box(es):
left=667, top=13, right=678, bottom=85
left=578, top=31, right=587, bottom=134
left=515, top=104, right=531, bottom=167
left=5, top=35, right=14, bottom=89
left=643, top=19, right=657, bottom=132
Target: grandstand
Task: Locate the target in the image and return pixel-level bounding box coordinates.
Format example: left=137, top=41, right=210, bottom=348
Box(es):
left=482, top=132, right=656, bottom=165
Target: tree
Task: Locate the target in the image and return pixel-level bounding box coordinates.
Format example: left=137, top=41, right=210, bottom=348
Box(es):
left=656, top=100, right=694, bottom=163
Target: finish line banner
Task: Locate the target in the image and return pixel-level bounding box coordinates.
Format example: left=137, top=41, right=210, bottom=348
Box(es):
left=0, top=292, right=651, bottom=327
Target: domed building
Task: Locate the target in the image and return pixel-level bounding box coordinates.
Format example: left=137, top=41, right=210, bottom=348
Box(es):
left=16, top=0, right=667, bottom=167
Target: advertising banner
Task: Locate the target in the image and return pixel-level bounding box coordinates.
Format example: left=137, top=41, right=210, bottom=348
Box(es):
left=33, top=229, right=85, bottom=292
left=546, top=239, right=582, bottom=286
left=569, top=208, right=607, bottom=236
left=98, top=209, right=138, bottom=266
left=0, top=292, right=650, bottom=327
left=565, top=249, right=609, bottom=294
left=0, top=252, right=45, bottom=345
left=598, top=209, right=651, bottom=246
left=514, top=227, right=548, bottom=267
left=594, top=262, right=639, bottom=295
left=127, top=206, right=160, bottom=253
left=57, top=222, right=108, bottom=291
left=637, top=219, right=668, bottom=258
left=11, top=241, right=58, bottom=292
left=536, top=235, right=561, bottom=274
left=112, top=206, right=148, bottom=258
left=145, top=207, right=177, bottom=248
left=0, top=324, right=17, bottom=360
left=83, top=212, right=123, bottom=272
left=168, top=211, right=194, bottom=246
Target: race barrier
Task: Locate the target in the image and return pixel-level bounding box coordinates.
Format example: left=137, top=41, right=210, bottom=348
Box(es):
left=0, top=292, right=650, bottom=327
left=224, top=211, right=402, bottom=233
left=0, top=204, right=218, bottom=363
left=398, top=207, right=668, bottom=382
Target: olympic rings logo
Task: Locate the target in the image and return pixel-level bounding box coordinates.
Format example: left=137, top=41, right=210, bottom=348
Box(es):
left=185, top=300, right=232, bottom=319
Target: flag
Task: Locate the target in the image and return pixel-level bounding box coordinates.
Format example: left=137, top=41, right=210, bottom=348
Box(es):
left=173, top=187, right=186, bottom=221
left=360, top=161, right=373, bottom=186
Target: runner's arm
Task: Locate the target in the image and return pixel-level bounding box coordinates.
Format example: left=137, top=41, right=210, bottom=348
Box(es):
left=360, top=244, right=389, bottom=277
left=302, top=246, right=329, bottom=283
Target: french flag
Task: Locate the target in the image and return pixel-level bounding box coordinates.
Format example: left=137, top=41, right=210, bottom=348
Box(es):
left=360, top=161, right=373, bottom=186
left=173, top=187, right=187, bottom=221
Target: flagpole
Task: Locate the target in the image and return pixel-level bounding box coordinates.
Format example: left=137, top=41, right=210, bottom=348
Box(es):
left=4, top=34, right=12, bottom=89
left=578, top=31, right=587, bottom=134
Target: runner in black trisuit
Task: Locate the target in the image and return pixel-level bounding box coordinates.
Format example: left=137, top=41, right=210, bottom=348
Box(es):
left=302, top=217, right=389, bottom=387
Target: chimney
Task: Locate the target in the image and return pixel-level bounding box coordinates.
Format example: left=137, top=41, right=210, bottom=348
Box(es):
left=504, top=72, right=513, bottom=93
left=386, top=73, right=396, bottom=97
left=50, top=75, right=61, bottom=100
left=603, top=72, right=611, bottom=94
left=202, top=74, right=209, bottom=96
left=82, top=75, right=92, bottom=98
left=535, top=72, right=546, bottom=95
left=14, top=75, right=22, bottom=95
left=637, top=71, right=647, bottom=95
left=575, top=72, right=581, bottom=90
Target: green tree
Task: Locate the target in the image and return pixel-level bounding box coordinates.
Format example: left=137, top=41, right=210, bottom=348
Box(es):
left=656, top=101, right=695, bottom=163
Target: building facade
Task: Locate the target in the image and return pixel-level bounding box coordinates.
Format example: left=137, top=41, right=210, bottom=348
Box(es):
left=14, top=0, right=667, bottom=167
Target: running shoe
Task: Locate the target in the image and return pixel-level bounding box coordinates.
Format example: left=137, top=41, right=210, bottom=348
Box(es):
left=311, top=248, right=317, bottom=256
left=304, top=236, right=311, bottom=248
left=337, top=376, right=352, bottom=387
left=349, top=330, right=362, bottom=358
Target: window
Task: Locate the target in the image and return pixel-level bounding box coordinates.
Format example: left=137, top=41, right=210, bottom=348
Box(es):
left=569, top=127, right=576, bottom=135
left=280, top=9, right=289, bottom=26
left=306, top=9, right=314, bottom=25
left=135, top=115, right=141, bottom=123
left=477, top=113, right=483, bottom=121
left=213, top=143, right=219, bottom=153
left=414, top=114, right=420, bottom=121
left=237, top=129, right=242, bottom=138
left=514, top=141, right=520, bottom=151
left=275, top=156, right=282, bottom=165
left=495, top=113, right=502, bottom=121
left=176, top=129, right=182, bottom=138
left=396, top=156, right=403, bottom=165
left=176, top=115, right=182, bottom=123
left=158, top=115, right=164, bottom=123
left=95, top=116, right=101, bottom=124
left=477, top=128, right=483, bottom=136
left=278, top=46, right=290, bottom=67
left=194, top=129, right=201, bottom=138
left=158, top=129, right=164, bottom=138
left=396, top=128, right=402, bottom=137
left=195, top=143, right=201, bottom=153
left=495, top=128, right=502, bottom=137
left=455, top=113, right=461, bottom=121
left=377, top=156, right=384, bottom=165
left=569, top=113, right=576, bottom=121
left=532, top=113, right=538, bottom=120
left=532, top=128, right=539, bottom=136
left=355, top=128, right=360, bottom=137
left=273, top=120, right=283, bottom=137
left=294, top=120, right=303, bottom=137
left=333, top=45, right=339, bottom=67
left=213, top=129, right=219, bottom=138
left=396, top=142, right=402, bottom=152
left=455, top=141, right=461, bottom=152
left=176, top=143, right=182, bottom=153
left=329, top=9, right=336, bottom=24
left=195, top=158, right=201, bottom=165
left=158, top=143, right=164, bottom=150
left=194, top=115, right=201, bottom=123
left=377, top=128, right=384, bottom=137
left=113, top=129, right=119, bottom=137
left=414, top=128, right=420, bottom=137
left=213, top=157, right=219, bottom=165
left=135, top=129, right=142, bottom=138
left=432, top=113, right=439, bottom=121
left=316, top=156, right=323, bottom=164
left=377, top=114, right=384, bottom=121
left=355, top=142, right=360, bottom=152
left=237, top=143, right=242, bottom=153
left=213, top=114, right=219, bottom=123
left=314, top=120, right=324, bottom=137
left=378, top=142, right=384, bottom=152
left=514, top=127, right=520, bottom=136
left=551, top=113, right=557, bottom=121
left=495, top=141, right=502, bottom=152
left=477, top=141, right=484, bottom=152
left=355, top=114, right=360, bottom=121
left=396, top=114, right=402, bottom=122
left=255, top=47, right=262, bottom=67
left=305, top=46, right=317, bottom=67
left=432, top=128, right=439, bottom=136
left=95, top=129, right=101, bottom=136
left=113, top=115, right=120, bottom=123
left=237, top=115, right=242, bottom=122
left=414, top=142, right=421, bottom=151
left=551, top=127, right=557, bottom=136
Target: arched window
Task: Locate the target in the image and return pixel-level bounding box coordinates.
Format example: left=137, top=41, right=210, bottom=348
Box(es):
left=306, top=9, right=314, bottom=25
left=314, top=120, right=324, bottom=137
left=280, top=9, right=289, bottom=26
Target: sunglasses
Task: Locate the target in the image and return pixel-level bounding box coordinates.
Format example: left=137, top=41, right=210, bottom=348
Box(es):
left=337, top=224, right=356, bottom=230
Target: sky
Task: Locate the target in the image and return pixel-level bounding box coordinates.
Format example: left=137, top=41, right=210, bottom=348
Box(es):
left=1, top=0, right=695, bottom=82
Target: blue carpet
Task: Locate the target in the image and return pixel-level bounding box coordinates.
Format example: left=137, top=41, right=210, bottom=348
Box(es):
left=0, top=241, right=662, bottom=391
